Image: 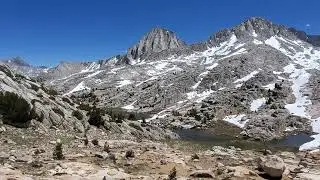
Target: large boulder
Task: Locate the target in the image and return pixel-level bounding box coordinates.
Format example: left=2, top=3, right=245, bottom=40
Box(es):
left=259, top=155, right=285, bottom=178
left=189, top=170, right=214, bottom=178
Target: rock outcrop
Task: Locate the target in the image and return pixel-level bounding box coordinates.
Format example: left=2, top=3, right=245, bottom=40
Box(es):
left=0, top=65, right=177, bottom=140
left=126, top=27, right=186, bottom=61
left=259, top=155, right=286, bottom=178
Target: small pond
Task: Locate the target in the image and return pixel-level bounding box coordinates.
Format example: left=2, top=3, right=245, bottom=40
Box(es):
left=170, top=128, right=314, bottom=152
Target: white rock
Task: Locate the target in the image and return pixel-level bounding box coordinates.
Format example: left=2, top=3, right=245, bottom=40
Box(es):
left=259, top=155, right=285, bottom=178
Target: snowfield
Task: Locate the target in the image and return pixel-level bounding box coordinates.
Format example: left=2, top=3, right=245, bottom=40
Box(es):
left=265, top=36, right=320, bottom=150
left=234, top=70, right=259, bottom=83
left=122, top=101, right=137, bottom=110
left=250, top=98, right=266, bottom=111
left=116, top=80, right=133, bottom=87
left=64, top=81, right=90, bottom=96
left=223, top=114, right=247, bottom=128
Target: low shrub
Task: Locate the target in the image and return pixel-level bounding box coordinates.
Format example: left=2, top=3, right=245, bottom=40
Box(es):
left=41, top=84, right=59, bottom=96
left=72, top=110, right=83, bottom=120
left=168, top=167, right=177, bottom=180
left=88, top=107, right=104, bottom=127
left=128, top=122, right=144, bottom=132
left=171, top=110, right=181, bottom=116
left=125, top=150, right=135, bottom=158
left=52, top=108, right=65, bottom=117
left=105, top=107, right=150, bottom=122
left=0, top=91, right=31, bottom=126
left=77, top=103, right=92, bottom=111
left=30, top=83, right=40, bottom=92
left=53, top=140, right=64, bottom=160
left=62, top=97, right=74, bottom=106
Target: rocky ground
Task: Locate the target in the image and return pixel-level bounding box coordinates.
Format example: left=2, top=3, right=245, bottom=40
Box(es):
left=1, top=124, right=319, bottom=180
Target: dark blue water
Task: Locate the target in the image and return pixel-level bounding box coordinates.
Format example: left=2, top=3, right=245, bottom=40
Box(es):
left=174, top=129, right=314, bottom=151
left=272, top=133, right=314, bottom=148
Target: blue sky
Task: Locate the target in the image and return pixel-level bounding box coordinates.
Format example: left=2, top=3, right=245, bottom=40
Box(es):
left=0, top=0, right=319, bottom=66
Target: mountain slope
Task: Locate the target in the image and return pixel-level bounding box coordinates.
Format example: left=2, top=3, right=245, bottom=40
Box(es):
left=0, top=57, right=48, bottom=77
left=39, top=17, right=320, bottom=149
left=0, top=64, right=177, bottom=140
left=127, top=27, right=186, bottom=62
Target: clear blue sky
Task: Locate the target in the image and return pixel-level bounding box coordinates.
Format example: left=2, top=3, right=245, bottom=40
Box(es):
left=0, top=0, right=319, bottom=66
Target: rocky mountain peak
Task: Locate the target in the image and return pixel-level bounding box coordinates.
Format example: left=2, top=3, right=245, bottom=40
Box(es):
left=209, top=17, right=294, bottom=46
left=126, top=27, right=186, bottom=60
left=288, top=28, right=320, bottom=47
left=1, top=57, right=31, bottom=67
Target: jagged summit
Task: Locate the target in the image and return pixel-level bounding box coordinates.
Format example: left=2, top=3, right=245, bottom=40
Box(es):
left=1, top=57, right=31, bottom=67
left=126, top=27, right=186, bottom=60
left=288, top=28, right=320, bottom=47
left=209, top=17, right=294, bottom=46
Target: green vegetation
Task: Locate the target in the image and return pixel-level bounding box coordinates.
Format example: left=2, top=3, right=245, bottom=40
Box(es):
left=41, top=84, right=59, bottom=96
left=0, top=91, right=32, bottom=126
left=30, top=83, right=40, bottom=92
left=125, top=149, right=135, bottom=158
left=52, top=108, right=65, bottom=117
left=168, top=167, right=177, bottom=180
left=62, top=97, right=74, bottom=106
left=105, top=107, right=125, bottom=123
left=106, top=107, right=150, bottom=122
left=128, top=122, right=144, bottom=131
left=14, top=73, right=26, bottom=81
left=171, top=110, right=182, bottom=116
left=77, top=103, right=92, bottom=111
left=187, top=108, right=202, bottom=121
left=0, top=66, right=14, bottom=78
left=77, top=103, right=150, bottom=127
left=72, top=110, right=83, bottom=120
left=88, top=107, right=104, bottom=126
left=53, top=140, right=64, bottom=160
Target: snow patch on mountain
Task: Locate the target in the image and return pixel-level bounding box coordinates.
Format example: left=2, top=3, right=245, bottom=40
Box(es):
left=253, top=39, right=263, bottom=45
left=284, top=67, right=311, bottom=117
left=64, top=81, right=90, bottom=96
left=80, top=62, right=100, bottom=73
left=122, top=101, right=137, bottom=110
left=262, top=83, right=275, bottom=90
left=109, top=67, right=125, bottom=74
left=235, top=83, right=243, bottom=88
left=206, top=63, right=219, bottom=70
left=300, top=133, right=320, bottom=150
left=219, top=48, right=247, bottom=60
left=235, top=43, right=245, bottom=49
left=136, top=76, right=158, bottom=87
left=192, top=71, right=214, bottom=89
left=146, top=105, right=178, bottom=122
left=250, top=98, right=266, bottom=111
left=234, top=70, right=259, bottom=83
left=191, top=81, right=202, bottom=89
left=85, top=70, right=104, bottom=78
left=252, top=31, right=258, bottom=37
left=116, top=80, right=133, bottom=88
left=264, top=36, right=320, bottom=149
left=186, top=89, right=215, bottom=103
left=223, top=114, right=247, bottom=128
left=154, top=62, right=168, bottom=70
left=265, top=36, right=282, bottom=49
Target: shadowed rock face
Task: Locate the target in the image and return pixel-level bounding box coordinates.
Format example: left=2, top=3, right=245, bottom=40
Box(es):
left=126, top=28, right=186, bottom=61
left=308, top=35, right=320, bottom=46
left=288, top=28, right=320, bottom=47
